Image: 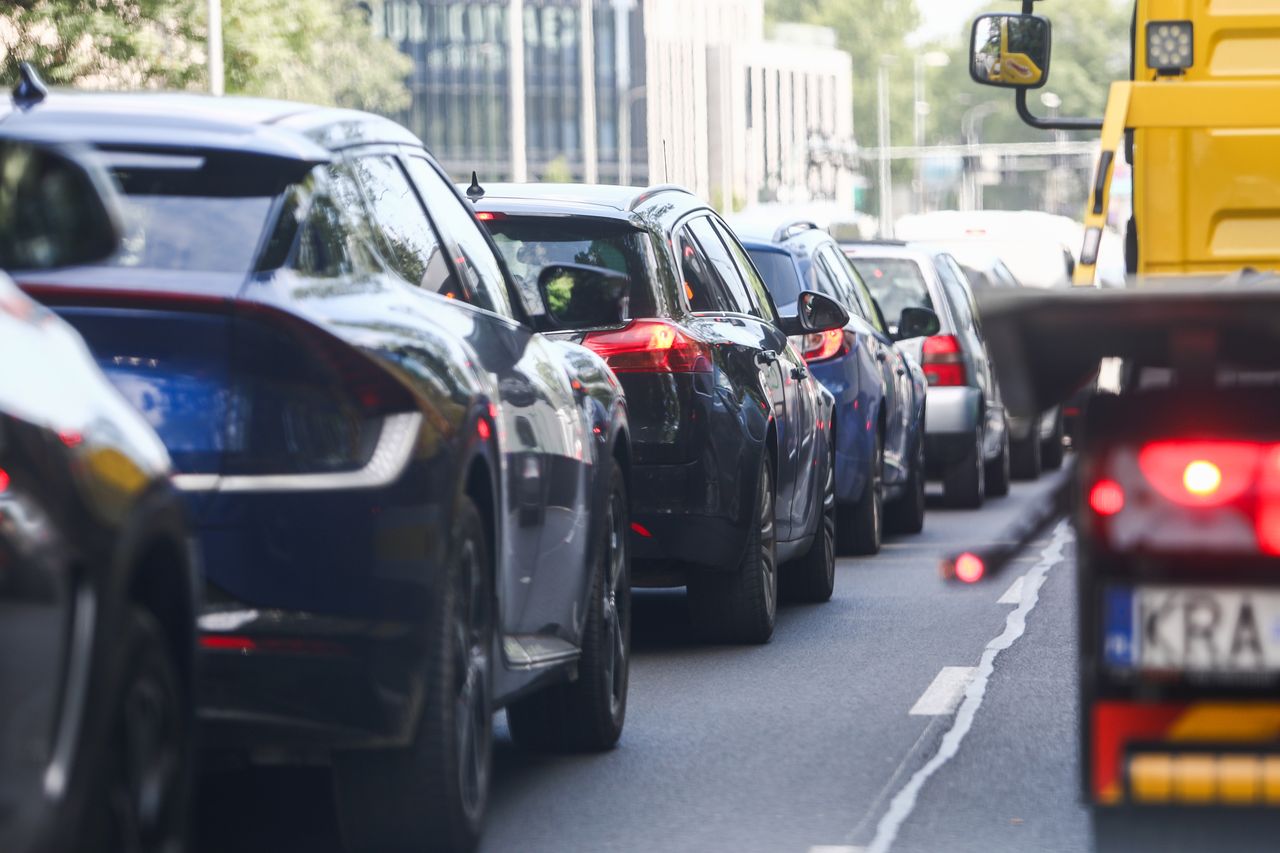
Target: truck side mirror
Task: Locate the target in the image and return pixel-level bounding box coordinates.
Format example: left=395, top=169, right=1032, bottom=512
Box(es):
left=969, top=13, right=1052, bottom=90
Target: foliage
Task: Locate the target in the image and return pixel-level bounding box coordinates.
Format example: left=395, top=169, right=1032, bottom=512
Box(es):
left=541, top=156, right=575, bottom=183
left=0, top=0, right=411, bottom=113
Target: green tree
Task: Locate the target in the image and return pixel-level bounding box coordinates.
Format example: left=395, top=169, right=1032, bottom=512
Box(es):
left=0, top=0, right=410, bottom=113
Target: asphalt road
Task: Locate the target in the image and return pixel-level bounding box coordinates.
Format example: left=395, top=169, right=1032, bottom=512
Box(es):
left=193, top=471, right=1280, bottom=852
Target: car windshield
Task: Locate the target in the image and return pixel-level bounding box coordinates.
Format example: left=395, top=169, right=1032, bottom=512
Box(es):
left=746, top=248, right=801, bottom=312
left=848, top=256, right=934, bottom=323
left=484, top=216, right=656, bottom=317
left=930, top=239, right=1069, bottom=289
left=95, top=150, right=299, bottom=274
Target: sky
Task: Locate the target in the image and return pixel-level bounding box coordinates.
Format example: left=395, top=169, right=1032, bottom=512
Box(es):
left=911, top=0, right=985, bottom=46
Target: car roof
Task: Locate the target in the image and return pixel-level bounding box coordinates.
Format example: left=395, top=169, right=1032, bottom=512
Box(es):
left=0, top=89, right=422, bottom=161
left=470, top=182, right=697, bottom=219
left=839, top=242, right=934, bottom=264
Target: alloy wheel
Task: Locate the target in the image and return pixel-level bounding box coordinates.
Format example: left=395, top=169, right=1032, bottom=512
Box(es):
left=603, top=486, right=630, bottom=718
left=759, top=468, right=777, bottom=619
left=453, top=537, right=491, bottom=824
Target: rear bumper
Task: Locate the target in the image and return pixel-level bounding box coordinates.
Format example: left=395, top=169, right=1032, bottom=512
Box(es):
left=629, top=458, right=754, bottom=573
left=198, top=605, right=425, bottom=751
left=924, top=386, right=981, bottom=436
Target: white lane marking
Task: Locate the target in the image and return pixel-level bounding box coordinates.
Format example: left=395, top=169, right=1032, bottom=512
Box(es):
left=862, top=521, right=1072, bottom=853
left=810, top=847, right=864, bottom=853
left=998, top=575, right=1025, bottom=605
left=908, top=667, right=977, bottom=716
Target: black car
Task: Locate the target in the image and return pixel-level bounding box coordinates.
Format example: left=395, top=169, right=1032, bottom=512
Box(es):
left=0, top=137, right=197, bottom=853
left=5, top=87, right=632, bottom=851
left=473, top=184, right=847, bottom=643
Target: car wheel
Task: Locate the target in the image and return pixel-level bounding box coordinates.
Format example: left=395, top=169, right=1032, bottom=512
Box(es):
left=334, top=495, right=493, bottom=853
left=886, top=436, right=926, bottom=535
left=943, top=428, right=985, bottom=509
left=688, top=454, right=777, bottom=644
left=1010, top=426, right=1042, bottom=480
left=88, top=606, right=191, bottom=853
left=838, top=431, right=883, bottom=556
left=782, top=441, right=836, bottom=603
left=985, top=423, right=1011, bottom=498
left=1042, top=411, right=1066, bottom=470
left=508, top=463, right=630, bottom=751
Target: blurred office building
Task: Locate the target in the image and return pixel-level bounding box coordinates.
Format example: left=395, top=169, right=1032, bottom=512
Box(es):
left=373, top=0, right=857, bottom=210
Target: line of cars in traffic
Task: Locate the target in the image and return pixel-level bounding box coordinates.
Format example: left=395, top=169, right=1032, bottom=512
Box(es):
left=0, top=76, right=1064, bottom=853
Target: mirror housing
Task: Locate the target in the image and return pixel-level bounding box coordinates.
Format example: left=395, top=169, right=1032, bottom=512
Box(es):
left=778, top=290, right=850, bottom=337
left=895, top=306, right=941, bottom=341
left=970, top=13, right=1052, bottom=90
left=0, top=140, right=120, bottom=271
left=537, top=263, right=630, bottom=329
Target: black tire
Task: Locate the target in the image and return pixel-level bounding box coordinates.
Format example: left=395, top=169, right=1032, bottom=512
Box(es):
left=1042, top=410, right=1066, bottom=470
left=943, top=428, right=985, bottom=509
left=688, top=454, right=778, bottom=644
left=1010, top=425, right=1042, bottom=480
left=87, top=606, right=191, bottom=853
left=837, top=431, right=883, bottom=556
left=508, top=464, right=630, bottom=751
left=334, top=496, right=493, bottom=853
left=782, top=441, right=836, bottom=603
left=886, top=435, right=926, bottom=535
left=985, top=424, right=1011, bottom=498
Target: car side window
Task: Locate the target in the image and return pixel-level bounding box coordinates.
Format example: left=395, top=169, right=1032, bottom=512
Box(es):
left=827, top=247, right=887, bottom=335
left=687, top=216, right=755, bottom=316
left=934, top=257, right=975, bottom=331
left=676, top=225, right=734, bottom=313
left=349, top=155, right=465, bottom=300
left=942, top=254, right=985, bottom=332
left=711, top=218, right=779, bottom=323
left=401, top=155, right=514, bottom=318
left=291, top=164, right=383, bottom=278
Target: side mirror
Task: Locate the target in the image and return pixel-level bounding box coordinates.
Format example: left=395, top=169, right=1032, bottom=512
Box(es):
left=0, top=140, right=121, bottom=271
left=778, top=290, right=850, bottom=337
left=537, top=263, right=629, bottom=329
left=896, top=306, right=941, bottom=341
left=969, top=13, right=1052, bottom=90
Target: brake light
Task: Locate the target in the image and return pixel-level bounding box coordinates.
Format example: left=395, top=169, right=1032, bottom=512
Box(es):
left=582, top=320, right=712, bottom=374
left=1089, top=480, right=1126, bottom=516
left=954, top=553, right=985, bottom=584
left=799, top=329, right=850, bottom=363
left=921, top=334, right=966, bottom=386
left=1137, top=441, right=1259, bottom=508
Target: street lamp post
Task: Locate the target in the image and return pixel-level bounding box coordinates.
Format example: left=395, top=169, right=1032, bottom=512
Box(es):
left=913, top=51, right=950, bottom=214
left=207, top=0, right=224, bottom=96
left=960, top=100, right=1003, bottom=210
left=877, top=55, right=895, bottom=238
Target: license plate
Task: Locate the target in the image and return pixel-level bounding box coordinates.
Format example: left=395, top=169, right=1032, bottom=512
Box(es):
left=1104, top=586, right=1280, bottom=673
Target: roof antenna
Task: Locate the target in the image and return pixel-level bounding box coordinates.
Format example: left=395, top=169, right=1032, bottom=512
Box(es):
left=465, top=171, right=485, bottom=202
left=13, top=62, right=48, bottom=109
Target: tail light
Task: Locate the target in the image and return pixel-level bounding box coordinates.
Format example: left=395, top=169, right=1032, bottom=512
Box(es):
left=25, top=286, right=419, bottom=493
left=921, top=334, right=967, bottom=386
left=1085, top=439, right=1280, bottom=556
left=797, top=329, right=851, bottom=363
left=582, top=319, right=712, bottom=374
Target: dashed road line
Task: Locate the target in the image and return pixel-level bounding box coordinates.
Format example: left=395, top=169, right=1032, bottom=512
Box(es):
left=860, top=521, right=1073, bottom=853
left=908, top=667, right=977, bottom=716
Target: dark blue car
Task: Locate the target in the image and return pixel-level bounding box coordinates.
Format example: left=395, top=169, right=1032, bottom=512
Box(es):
left=5, top=90, right=633, bottom=852
left=736, top=221, right=932, bottom=553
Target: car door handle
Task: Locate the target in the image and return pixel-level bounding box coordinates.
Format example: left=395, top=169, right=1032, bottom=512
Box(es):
left=791, top=366, right=808, bottom=381
left=756, top=350, right=779, bottom=367
left=876, top=351, right=889, bottom=363
left=896, top=367, right=907, bottom=377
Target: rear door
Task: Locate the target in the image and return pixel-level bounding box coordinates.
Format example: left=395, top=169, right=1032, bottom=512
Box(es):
left=393, top=153, right=592, bottom=642
left=933, top=253, right=1002, bottom=431
left=676, top=214, right=795, bottom=538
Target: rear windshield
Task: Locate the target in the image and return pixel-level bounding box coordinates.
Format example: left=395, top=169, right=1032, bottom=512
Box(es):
left=746, top=249, right=801, bottom=312
left=848, top=257, right=934, bottom=322
left=484, top=216, right=656, bottom=317
left=97, top=150, right=299, bottom=274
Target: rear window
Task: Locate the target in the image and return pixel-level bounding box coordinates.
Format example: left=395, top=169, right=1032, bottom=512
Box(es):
left=97, top=150, right=302, bottom=274
left=483, top=216, right=656, bottom=317
left=848, top=257, right=934, bottom=324
left=746, top=249, right=802, bottom=312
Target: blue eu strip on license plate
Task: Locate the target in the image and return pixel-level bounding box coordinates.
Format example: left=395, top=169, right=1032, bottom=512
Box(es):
left=1103, top=586, right=1138, bottom=668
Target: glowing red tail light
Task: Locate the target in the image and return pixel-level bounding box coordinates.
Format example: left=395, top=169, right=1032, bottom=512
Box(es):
left=582, top=320, right=713, bottom=374
left=954, top=552, right=985, bottom=583
left=1137, top=441, right=1260, bottom=508
left=1089, top=480, right=1126, bottom=516
left=921, top=334, right=967, bottom=386
left=799, top=329, right=851, bottom=363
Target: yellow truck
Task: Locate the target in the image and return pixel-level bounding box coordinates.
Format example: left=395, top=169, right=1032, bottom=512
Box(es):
left=969, top=1, right=1280, bottom=285
left=963, top=1, right=1280, bottom=821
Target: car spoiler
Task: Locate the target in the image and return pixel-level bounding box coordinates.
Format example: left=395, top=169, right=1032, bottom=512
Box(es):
left=977, top=280, right=1280, bottom=418
left=944, top=279, right=1280, bottom=582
